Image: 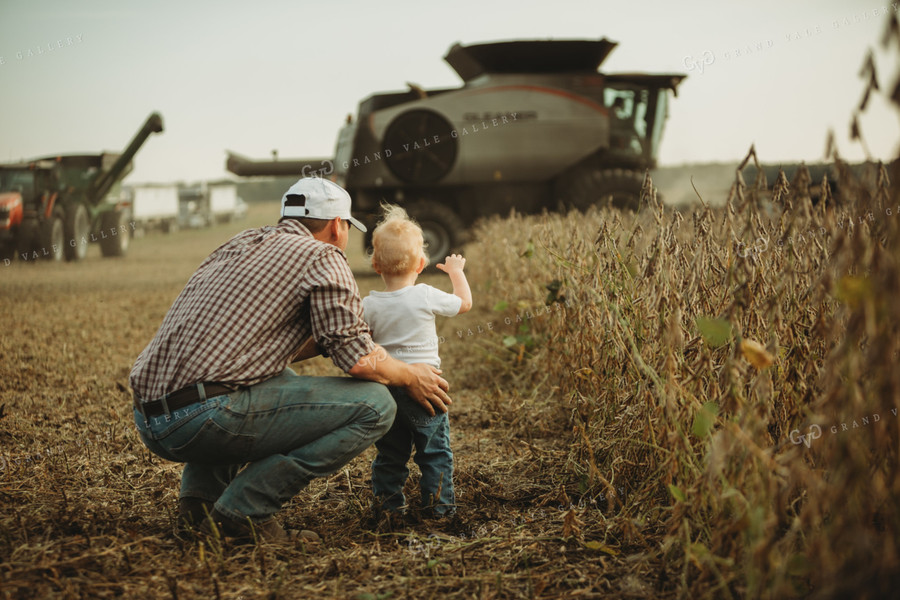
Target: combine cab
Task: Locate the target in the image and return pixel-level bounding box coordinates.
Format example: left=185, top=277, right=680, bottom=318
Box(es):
left=0, top=113, right=164, bottom=263
left=228, top=39, right=684, bottom=261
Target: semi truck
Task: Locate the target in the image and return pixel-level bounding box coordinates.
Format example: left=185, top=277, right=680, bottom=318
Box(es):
left=173, top=181, right=243, bottom=228
left=130, top=184, right=179, bottom=233
left=209, top=183, right=239, bottom=223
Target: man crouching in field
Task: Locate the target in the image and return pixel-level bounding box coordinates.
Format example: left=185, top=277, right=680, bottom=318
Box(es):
left=129, top=177, right=451, bottom=543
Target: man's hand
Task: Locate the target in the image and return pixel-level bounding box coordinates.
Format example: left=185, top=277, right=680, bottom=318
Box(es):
left=348, top=346, right=452, bottom=416
left=405, top=362, right=451, bottom=416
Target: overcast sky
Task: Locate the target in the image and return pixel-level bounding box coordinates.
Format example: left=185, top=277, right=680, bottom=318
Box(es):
left=0, top=0, right=897, bottom=184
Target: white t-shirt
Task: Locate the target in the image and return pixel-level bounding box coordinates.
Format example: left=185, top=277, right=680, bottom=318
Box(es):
left=362, top=284, right=462, bottom=368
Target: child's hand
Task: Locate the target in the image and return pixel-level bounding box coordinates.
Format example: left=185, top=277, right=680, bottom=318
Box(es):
left=436, top=254, right=466, bottom=273
left=437, top=254, right=472, bottom=314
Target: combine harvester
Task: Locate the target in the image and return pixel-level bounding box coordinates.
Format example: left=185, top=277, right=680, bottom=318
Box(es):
left=0, top=112, right=163, bottom=263
left=227, top=39, right=685, bottom=261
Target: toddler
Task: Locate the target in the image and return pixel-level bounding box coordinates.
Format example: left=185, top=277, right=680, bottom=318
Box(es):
left=363, top=204, right=472, bottom=518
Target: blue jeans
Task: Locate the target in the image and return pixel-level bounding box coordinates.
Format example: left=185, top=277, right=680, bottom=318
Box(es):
left=371, top=387, right=455, bottom=516
left=134, top=368, right=395, bottom=523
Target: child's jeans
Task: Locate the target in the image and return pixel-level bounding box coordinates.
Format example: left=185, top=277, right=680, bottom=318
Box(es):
left=371, top=386, right=456, bottom=516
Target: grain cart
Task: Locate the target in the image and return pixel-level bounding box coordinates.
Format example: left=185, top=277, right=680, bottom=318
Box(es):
left=227, top=39, right=684, bottom=260
left=0, top=112, right=164, bottom=263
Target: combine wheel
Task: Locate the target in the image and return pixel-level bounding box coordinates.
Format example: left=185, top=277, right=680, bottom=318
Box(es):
left=362, top=228, right=375, bottom=257
left=555, top=167, right=645, bottom=211
left=39, top=212, right=65, bottom=261
left=405, top=201, right=464, bottom=266
left=64, top=203, right=90, bottom=261
left=100, top=210, right=130, bottom=257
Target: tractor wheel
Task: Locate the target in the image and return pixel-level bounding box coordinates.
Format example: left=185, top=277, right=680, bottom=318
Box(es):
left=405, top=201, right=464, bottom=266
left=100, top=210, right=130, bottom=257
left=64, top=203, right=90, bottom=261
left=16, top=219, right=39, bottom=260
left=555, top=167, right=645, bottom=212
left=39, top=212, right=65, bottom=261
left=0, top=241, right=15, bottom=263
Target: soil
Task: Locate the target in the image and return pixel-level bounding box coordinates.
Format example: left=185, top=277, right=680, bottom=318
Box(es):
left=0, top=203, right=632, bottom=599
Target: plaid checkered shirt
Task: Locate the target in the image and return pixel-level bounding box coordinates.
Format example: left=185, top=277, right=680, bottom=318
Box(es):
left=130, top=219, right=375, bottom=401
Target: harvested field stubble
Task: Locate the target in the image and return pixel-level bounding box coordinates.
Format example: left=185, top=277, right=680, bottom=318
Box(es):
left=1, top=155, right=899, bottom=598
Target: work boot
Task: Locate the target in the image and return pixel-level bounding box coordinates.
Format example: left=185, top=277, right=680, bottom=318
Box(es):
left=207, top=508, right=299, bottom=545
left=176, top=497, right=215, bottom=537
left=369, top=506, right=411, bottom=533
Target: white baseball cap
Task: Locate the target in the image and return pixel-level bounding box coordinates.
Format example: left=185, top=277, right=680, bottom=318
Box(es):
left=281, top=177, right=367, bottom=232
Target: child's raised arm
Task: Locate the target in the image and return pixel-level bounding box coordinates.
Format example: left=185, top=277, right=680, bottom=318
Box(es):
left=436, top=254, right=472, bottom=314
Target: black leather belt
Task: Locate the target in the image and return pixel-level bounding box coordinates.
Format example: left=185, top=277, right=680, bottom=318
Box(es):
left=134, top=383, right=235, bottom=418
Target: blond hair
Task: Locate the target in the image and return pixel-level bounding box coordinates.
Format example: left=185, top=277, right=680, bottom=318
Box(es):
left=370, top=204, right=427, bottom=275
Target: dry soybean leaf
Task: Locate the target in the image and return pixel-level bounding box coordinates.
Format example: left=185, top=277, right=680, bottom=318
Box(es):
left=787, top=553, right=810, bottom=576
left=740, top=339, right=774, bottom=369
left=562, top=509, right=583, bottom=538
left=690, top=542, right=710, bottom=559
left=835, top=276, right=871, bottom=308
left=299, top=529, right=321, bottom=543
left=584, top=541, right=619, bottom=555
left=574, top=368, right=595, bottom=380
